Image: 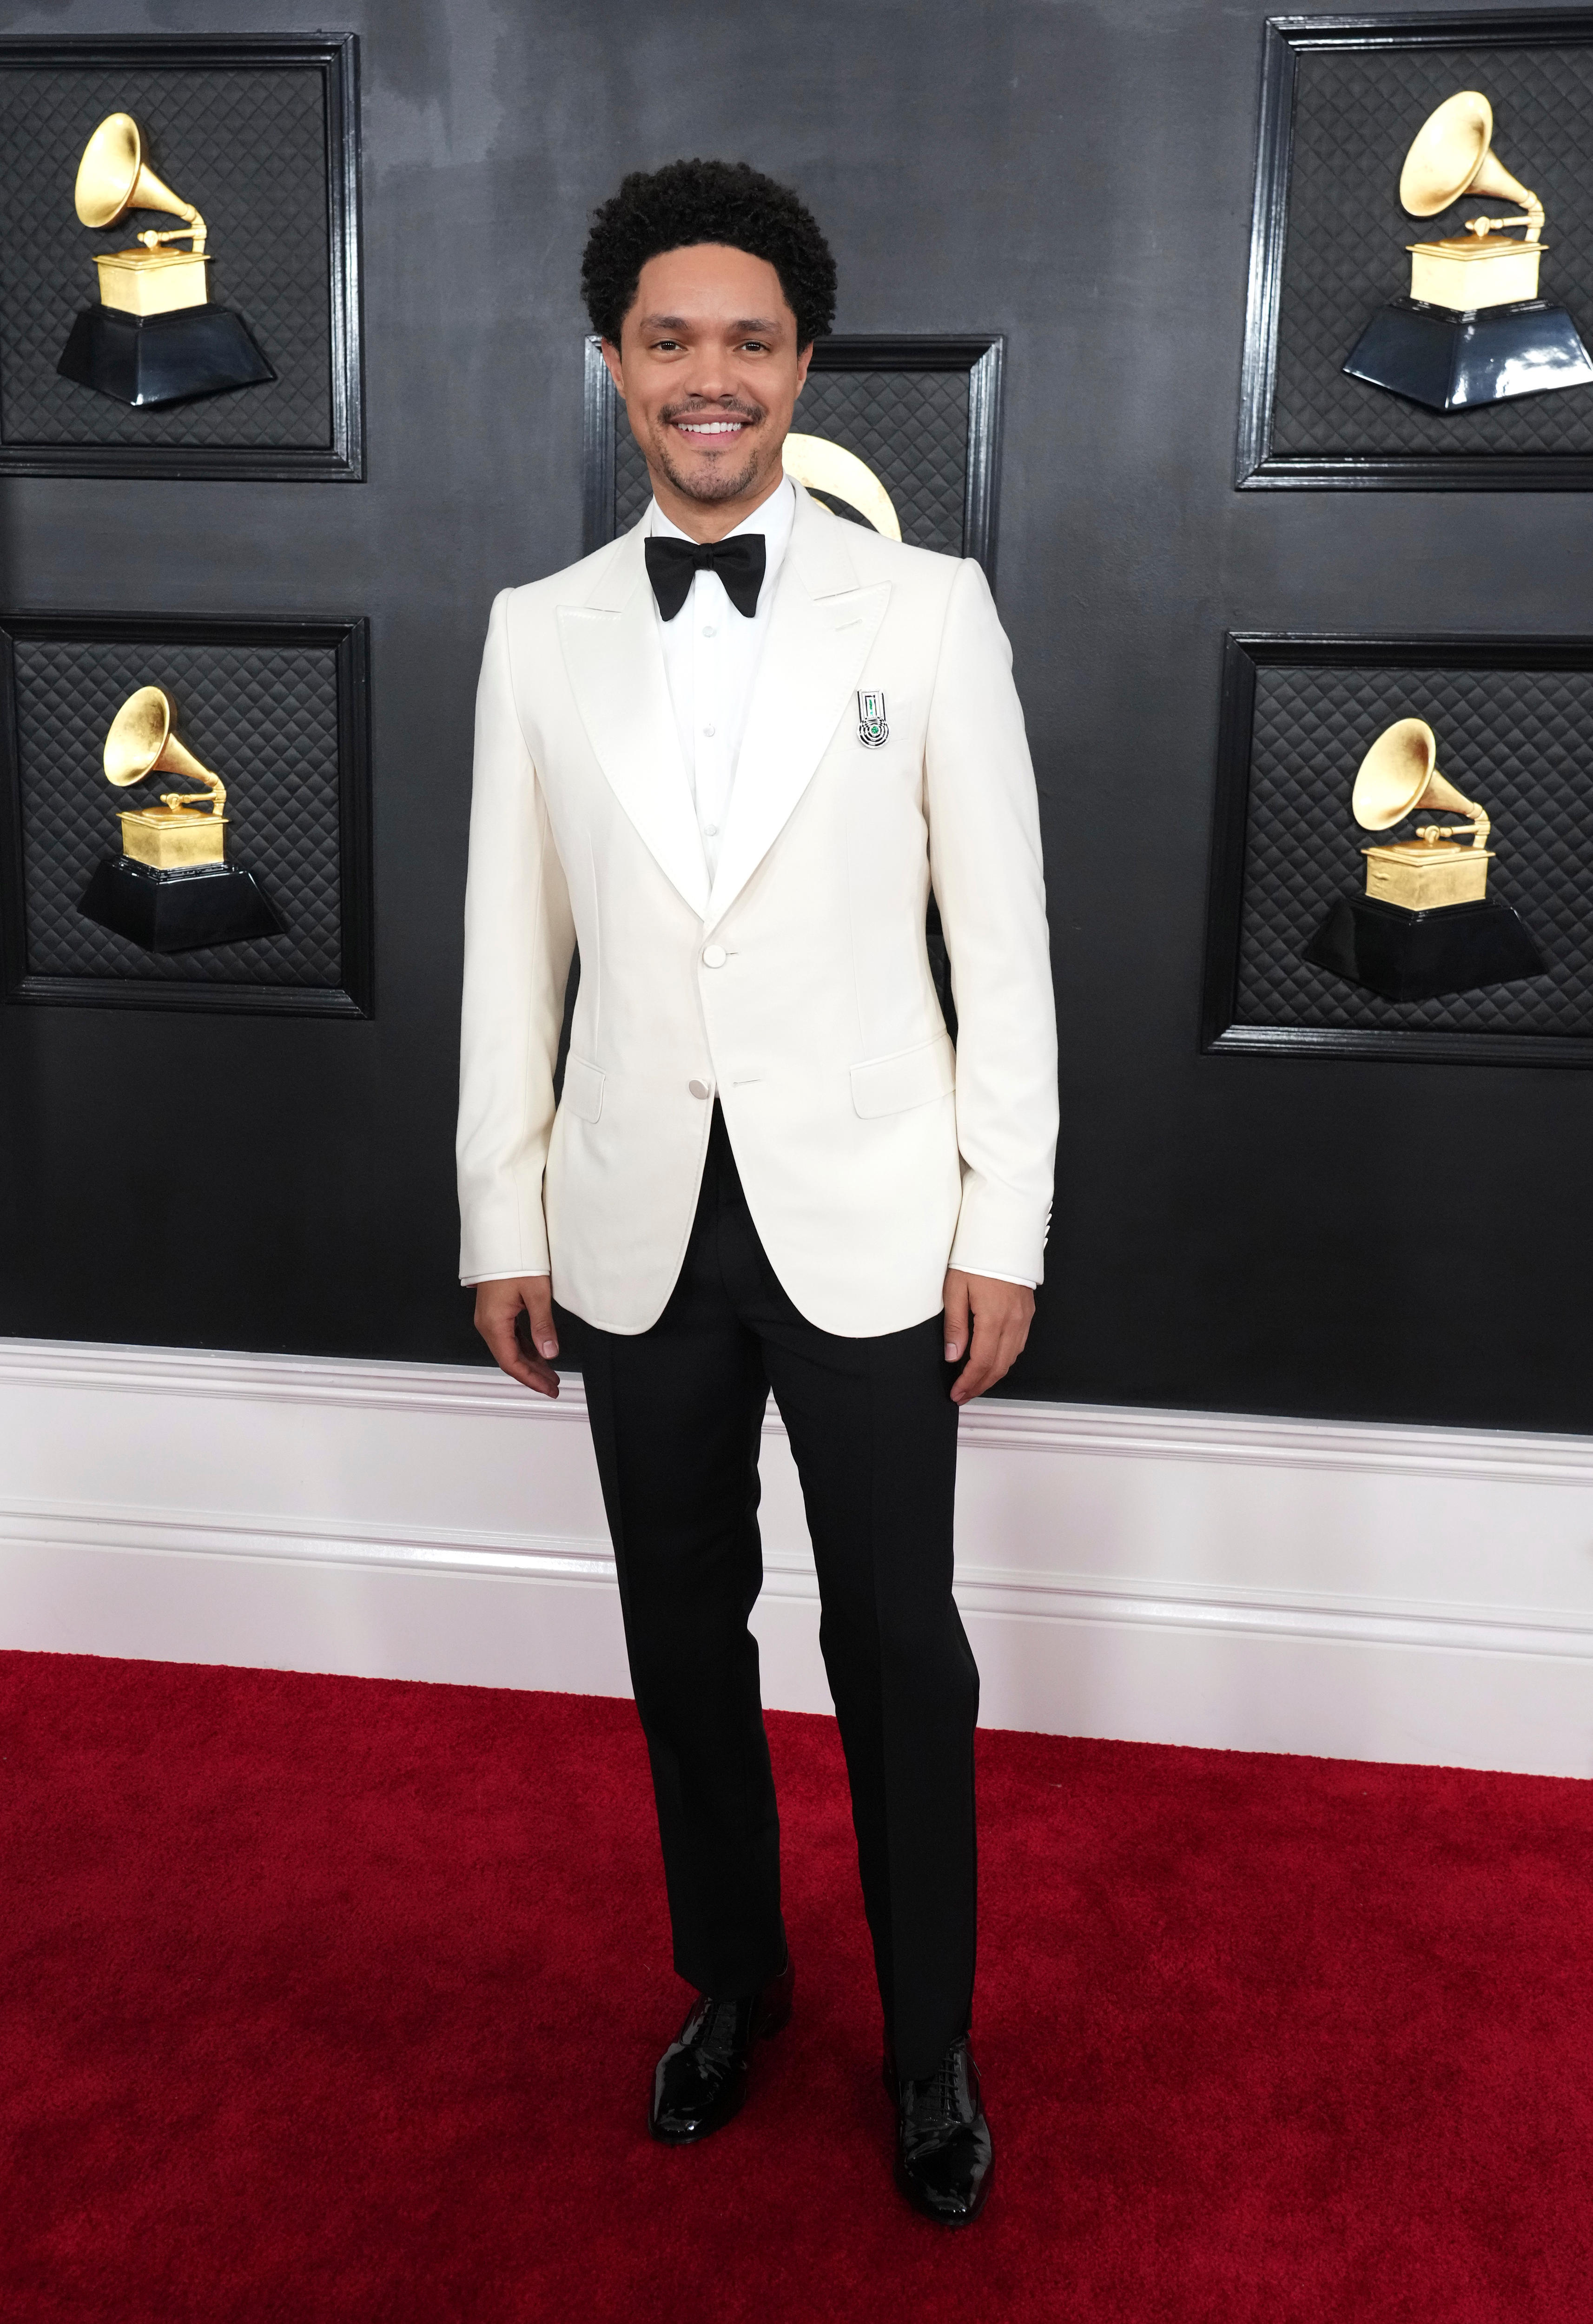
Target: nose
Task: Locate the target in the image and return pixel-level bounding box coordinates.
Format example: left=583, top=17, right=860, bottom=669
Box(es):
left=678, top=361, right=744, bottom=406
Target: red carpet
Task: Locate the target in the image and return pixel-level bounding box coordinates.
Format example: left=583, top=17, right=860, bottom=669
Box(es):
left=3, top=1652, right=1592, bottom=2322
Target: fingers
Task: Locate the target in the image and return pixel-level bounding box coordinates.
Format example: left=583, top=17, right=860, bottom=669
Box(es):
left=474, top=1278, right=561, bottom=1399
left=947, top=1275, right=1034, bottom=1406
left=519, top=1276, right=560, bottom=1362
left=943, top=1272, right=971, bottom=1364
left=950, top=1321, right=1026, bottom=1402
left=950, top=1337, right=1019, bottom=1403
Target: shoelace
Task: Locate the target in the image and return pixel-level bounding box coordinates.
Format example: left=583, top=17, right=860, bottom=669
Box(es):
left=935, top=2047, right=961, bottom=2115
left=693, top=1995, right=743, bottom=2062
left=905, top=2045, right=963, bottom=2128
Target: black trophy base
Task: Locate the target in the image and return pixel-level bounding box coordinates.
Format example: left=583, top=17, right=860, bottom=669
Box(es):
left=80, top=857, right=283, bottom=954
left=1343, top=298, right=1593, bottom=411
left=57, top=304, right=275, bottom=409
left=1304, top=893, right=1546, bottom=1002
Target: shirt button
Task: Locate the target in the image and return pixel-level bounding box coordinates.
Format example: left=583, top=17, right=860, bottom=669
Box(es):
left=702, top=944, right=727, bottom=968
left=702, top=724, right=716, bottom=738
left=702, top=625, right=717, bottom=638
left=702, top=822, right=719, bottom=838
left=688, top=1078, right=711, bottom=1100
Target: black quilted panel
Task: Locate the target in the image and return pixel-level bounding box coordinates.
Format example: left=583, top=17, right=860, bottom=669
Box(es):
left=614, top=367, right=971, bottom=551
left=614, top=424, right=652, bottom=534
left=1272, top=42, right=1593, bottom=457
left=0, top=64, right=331, bottom=449
left=1233, top=661, right=1593, bottom=1037
left=13, top=639, right=342, bottom=987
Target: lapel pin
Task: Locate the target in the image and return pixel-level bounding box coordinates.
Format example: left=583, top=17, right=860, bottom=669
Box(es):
left=857, top=690, right=888, bottom=748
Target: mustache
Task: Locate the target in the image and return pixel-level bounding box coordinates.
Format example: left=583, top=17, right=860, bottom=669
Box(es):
left=660, top=397, right=765, bottom=426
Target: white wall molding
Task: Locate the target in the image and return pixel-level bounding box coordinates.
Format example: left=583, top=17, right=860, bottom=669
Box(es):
left=3, top=1333, right=1590, bottom=1486
left=0, top=1335, right=597, bottom=1425
left=5, top=1336, right=1593, bottom=1775
left=0, top=1496, right=617, bottom=1585
left=5, top=1489, right=1593, bottom=1664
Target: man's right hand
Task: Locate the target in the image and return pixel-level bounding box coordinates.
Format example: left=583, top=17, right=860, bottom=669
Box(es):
left=474, top=1275, right=561, bottom=1398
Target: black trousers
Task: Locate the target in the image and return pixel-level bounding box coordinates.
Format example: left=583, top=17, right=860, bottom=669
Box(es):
left=565, top=1103, right=979, bottom=2079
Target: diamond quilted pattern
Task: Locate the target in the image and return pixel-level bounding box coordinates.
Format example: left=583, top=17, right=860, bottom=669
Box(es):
left=1271, top=40, right=1593, bottom=458
left=614, top=426, right=650, bottom=534
left=613, top=365, right=972, bottom=552
left=13, top=638, right=343, bottom=987
left=1231, top=658, right=1593, bottom=1039
left=0, top=64, right=332, bottom=449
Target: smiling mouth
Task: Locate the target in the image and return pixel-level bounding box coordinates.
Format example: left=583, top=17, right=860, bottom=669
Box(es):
left=671, top=414, right=756, bottom=442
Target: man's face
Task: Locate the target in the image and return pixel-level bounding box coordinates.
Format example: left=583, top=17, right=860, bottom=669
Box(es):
left=602, top=244, right=812, bottom=518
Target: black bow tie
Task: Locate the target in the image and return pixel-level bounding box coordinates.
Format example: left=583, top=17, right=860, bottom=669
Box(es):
left=645, top=533, right=767, bottom=622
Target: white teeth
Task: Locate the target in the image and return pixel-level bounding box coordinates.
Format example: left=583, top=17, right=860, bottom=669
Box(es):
left=679, top=420, right=743, bottom=435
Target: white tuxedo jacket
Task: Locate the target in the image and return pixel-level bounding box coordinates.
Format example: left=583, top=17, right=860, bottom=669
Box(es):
left=457, top=486, right=1058, bottom=1338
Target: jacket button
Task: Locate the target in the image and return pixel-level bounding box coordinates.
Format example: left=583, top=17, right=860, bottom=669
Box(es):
left=688, top=1078, right=710, bottom=1100
left=702, top=944, right=727, bottom=968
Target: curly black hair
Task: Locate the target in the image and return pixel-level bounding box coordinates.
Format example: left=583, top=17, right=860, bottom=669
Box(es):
left=581, top=158, right=837, bottom=349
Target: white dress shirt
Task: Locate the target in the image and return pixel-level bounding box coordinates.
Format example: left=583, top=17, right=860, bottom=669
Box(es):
left=648, top=476, right=795, bottom=884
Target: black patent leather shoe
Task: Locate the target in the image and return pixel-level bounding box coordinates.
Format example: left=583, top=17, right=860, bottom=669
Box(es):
left=887, top=2035, right=993, bottom=2225
left=648, top=1954, right=794, bottom=2142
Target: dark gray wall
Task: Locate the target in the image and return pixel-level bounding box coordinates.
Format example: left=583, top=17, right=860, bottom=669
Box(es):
left=3, top=0, right=1590, bottom=1432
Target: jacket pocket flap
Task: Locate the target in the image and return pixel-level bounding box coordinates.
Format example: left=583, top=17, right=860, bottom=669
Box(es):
left=850, top=1033, right=955, bottom=1120
left=562, top=1054, right=605, bottom=1124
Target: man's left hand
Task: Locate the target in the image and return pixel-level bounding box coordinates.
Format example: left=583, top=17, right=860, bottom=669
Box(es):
left=941, top=1270, right=1035, bottom=1405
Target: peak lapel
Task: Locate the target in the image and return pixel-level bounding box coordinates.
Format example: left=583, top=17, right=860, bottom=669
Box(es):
left=556, top=522, right=709, bottom=920
left=706, top=496, right=891, bottom=929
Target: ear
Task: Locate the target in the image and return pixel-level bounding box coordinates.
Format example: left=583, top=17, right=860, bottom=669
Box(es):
left=793, top=341, right=814, bottom=398
left=600, top=337, right=625, bottom=397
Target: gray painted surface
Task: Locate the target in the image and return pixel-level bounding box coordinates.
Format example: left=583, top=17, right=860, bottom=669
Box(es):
left=2, top=0, right=1589, bottom=1431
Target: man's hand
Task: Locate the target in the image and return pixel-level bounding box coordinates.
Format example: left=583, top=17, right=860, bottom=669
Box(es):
left=474, top=1275, right=561, bottom=1398
left=942, top=1270, right=1034, bottom=1406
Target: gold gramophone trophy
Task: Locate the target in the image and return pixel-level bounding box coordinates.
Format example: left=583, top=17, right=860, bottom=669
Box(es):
left=1344, top=91, right=1593, bottom=410
left=56, top=113, right=273, bottom=408
left=1304, top=718, right=1545, bottom=1000
left=79, top=687, right=282, bottom=952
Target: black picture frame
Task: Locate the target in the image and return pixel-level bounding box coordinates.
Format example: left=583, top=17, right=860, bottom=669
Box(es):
left=582, top=334, right=1005, bottom=579
left=1201, top=630, right=1593, bottom=1065
left=0, top=33, right=362, bottom=482
left=1238, top=10, right=1593, bottom=491
left=0, top=611, right=373, bottom=1018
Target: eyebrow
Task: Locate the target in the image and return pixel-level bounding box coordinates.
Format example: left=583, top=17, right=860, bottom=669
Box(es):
left=640, top=314, right=782, bottom=332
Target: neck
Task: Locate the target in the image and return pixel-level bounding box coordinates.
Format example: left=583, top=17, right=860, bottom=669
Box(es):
left=649, top=461, right=787, bottom=543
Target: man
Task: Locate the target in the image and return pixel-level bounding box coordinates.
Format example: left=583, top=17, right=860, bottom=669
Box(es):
left=458, top=158, right=1056, bottom=2226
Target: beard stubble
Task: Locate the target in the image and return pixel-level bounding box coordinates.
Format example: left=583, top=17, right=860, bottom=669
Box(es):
left=649, top=401, right=769, bottom=505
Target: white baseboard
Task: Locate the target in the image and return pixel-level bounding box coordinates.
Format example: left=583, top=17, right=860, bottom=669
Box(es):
left=4, top=1335, right=1593, bottom=1776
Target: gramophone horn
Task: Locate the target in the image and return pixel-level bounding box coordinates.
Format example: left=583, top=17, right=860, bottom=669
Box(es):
left=1399, top=90, right=1541, bottom=228
left=73, top=112, right=204, bottom=243
left=103, top=687, right=226, bottom=811
left=1351, top=717, right=1483, bottom=834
